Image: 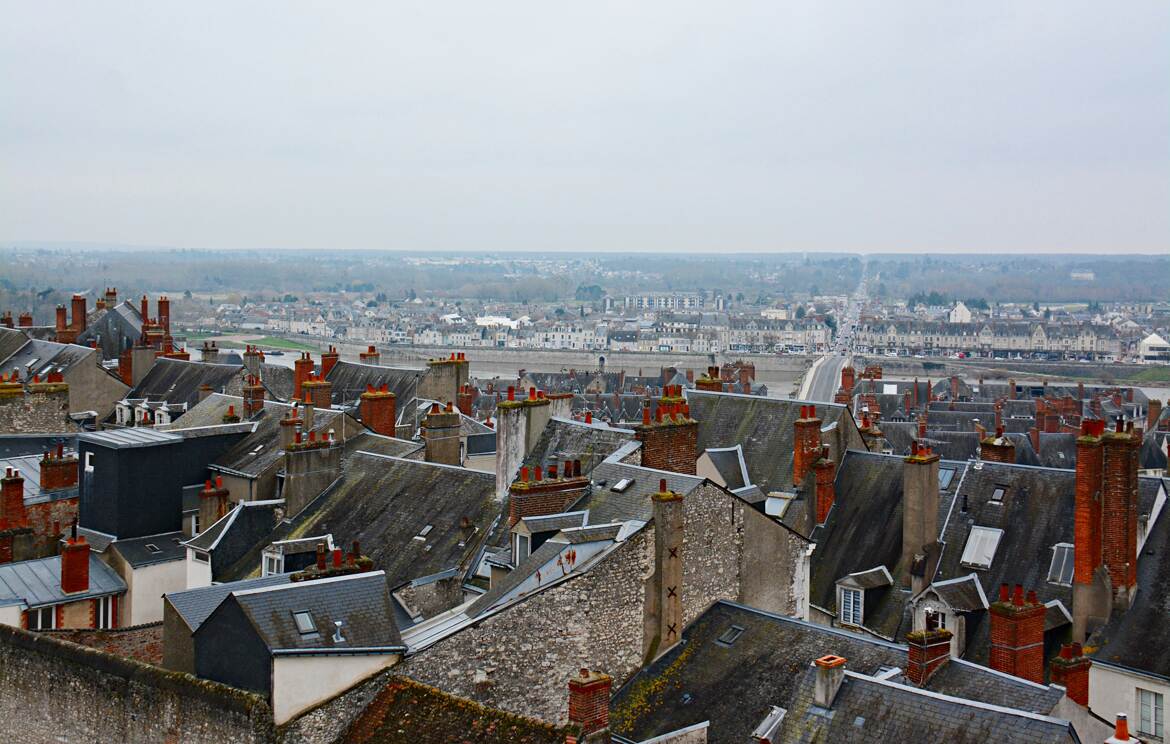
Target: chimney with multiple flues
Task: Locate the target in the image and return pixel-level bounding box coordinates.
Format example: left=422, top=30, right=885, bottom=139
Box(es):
left=60, top=521, right=90, bottom=594
left=989, top=584, right=1046, bottom=684
left=507, top=459, right=588, bottom=527
left=635, top=386, right=697, bottom=475
left=793, top=405, right=822, bottom=488
left=421, top=401, right=462, bottom=466
left=567, top=668, right=612, bottom=744
left=199, top=476, right=231, bottom=533
left=980, top=426, right=1016, bottom=464
left=360, top=384, right=397, bottom=437
left=291, top=540, right=374, bottom=582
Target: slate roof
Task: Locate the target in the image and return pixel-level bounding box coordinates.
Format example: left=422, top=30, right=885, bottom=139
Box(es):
left=610, top=600, right=1065, bottom=743
left=226, top=570, right=402, bottom=651
left=0, top=434, right=77, bottom=460
left=78, top=427, right=181, bottom=449
left=183, top=500, right=282, bottom=579
left=0, top=327, right=31, bottom=362
left=570, top=446, right=705, bottom=524
left=809, top=451, right=965, bottom=639
left=123, top=358, right=247, bottom=412
left=689, top=391, right=859, bottom=497
left=0, top=337, right=95, bottom=380
left=171, top=393, right=356, bottom=477
left=225, top=453, right=498, bottom=590
left=0, top=452, right=79, bottom=504
left=935, top=462, right=1079, bottom=666
left=166, top=573, right=292, bottom=632
left=1140, top=429, right=1168, bottom=471
left=112, top=531, right=187, bottom=567
left=0, top=554, right=125, bottom=609
left=777, top=667, right=1075, bottom=743
left=342, top=675, right=574, bottom=744
left=326, top=360, right=420, bottom=409
left=925, top=574, right=989, bottom=613
left=1092, top=489, right=1170, bottom=679
left=520, top=417, right=634, bottom=475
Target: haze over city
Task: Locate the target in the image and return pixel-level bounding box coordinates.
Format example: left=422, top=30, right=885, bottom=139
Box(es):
left=3, top=1, right=1168, bottom=253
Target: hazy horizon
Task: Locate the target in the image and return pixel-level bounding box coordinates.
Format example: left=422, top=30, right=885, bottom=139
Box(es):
left=2, top=2, right=1167, bottom=254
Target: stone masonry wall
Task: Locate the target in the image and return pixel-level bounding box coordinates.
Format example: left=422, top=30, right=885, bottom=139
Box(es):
left=0, top=623, right=274, bottom=744
left=403, top=481, right=788, bottom=725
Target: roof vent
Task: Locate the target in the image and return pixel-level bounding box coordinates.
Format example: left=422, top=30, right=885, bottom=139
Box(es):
left=332, top=620, right=345, bottom=643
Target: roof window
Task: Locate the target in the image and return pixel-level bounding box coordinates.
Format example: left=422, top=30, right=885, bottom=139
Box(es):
left=144, top=543, right=161, bottom=554
left=611, top=478, right=633, bottom=493
left=414, top=524, right=433, bottom=541
left=715, top=624, right=745, bottom=647
left=1047, top=543, right=1074, bottom=586
left=292, top=611, right=317, bottom=635
left=990, top=486, right=1007, bottom=503
left=959, top=526, right=1003, bottom=569
left=938, top=468, right=956, bottom=491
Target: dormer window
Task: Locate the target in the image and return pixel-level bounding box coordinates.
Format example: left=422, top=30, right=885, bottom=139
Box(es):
left=840, top=588, right=863, bottom=626
left=513, top=532, right=531, bottom=565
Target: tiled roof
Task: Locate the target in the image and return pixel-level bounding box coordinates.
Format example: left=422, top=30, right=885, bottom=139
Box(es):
left=777, top=666, right=1074, bottom=742
left=166, top=573, right=292, bottom=632
left=0, top=554, right=125, bottom=609
left=343, top=675, right=574, bottom=744
left=224, top=453, right=498, bottom=590
left=521, top=417, right=634, bottom=475
left=229, top=570, right=402, bottom=651
left=611, top=600, right=1065, bottom=743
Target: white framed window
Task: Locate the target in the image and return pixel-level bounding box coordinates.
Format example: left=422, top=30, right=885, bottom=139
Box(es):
left=192, top=550, right=210, bottom=564
left=840, top=588, right=863, bottom=626
left=1139, top=687, right=1164, bottom=739
left=960, top=526, right=1004, bottom=570
left=292, top=611, right=317, bottom=635
left=192, top=514, right=200, bottom=536
left=925, top=608, right=947, bottom=631
left=263, top=554, right=282, bottom=576
left=28, top=607, right=56, bottom=630
left=513, top=533, right=531, bottom=565
left=96, top=596, right=114, bottom=629
left=1047, top=543, right=1075, bottom=586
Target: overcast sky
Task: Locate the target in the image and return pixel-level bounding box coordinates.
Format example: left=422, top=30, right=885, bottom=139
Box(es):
left=2, top=2, right=1166, bottom=254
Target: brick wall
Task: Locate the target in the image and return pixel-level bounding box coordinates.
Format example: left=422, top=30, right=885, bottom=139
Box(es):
left=635, top=419, right=698, bottom=474
left=25, top=496, right=78, bottom=557
left=48, top=622, right=163, bottom=665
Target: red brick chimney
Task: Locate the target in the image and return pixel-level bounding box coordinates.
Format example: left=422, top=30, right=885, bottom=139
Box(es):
left=1102, top=418, right=1139, bottom=608
left=695, top=366, right=723, bottom=392
left=634, top=388, right=697, bottom=474
left=302, top=374, right=333, bottom=410
left=567, top=668, right=612, bottom=743
left=905, top=628, right=953, bottom=686
left=156, top=296, right=170, bottom=335
left=456, top=384, right=474, bottom=417
left=71, top=294, right=87, bottom=333
left=360, top=384, right=397, bottom=437
left=359, top=345, right=381, bottom=364
left=989, top=584, right=1046, bottom=684
left=841, top=366, right=855, bottom=396
left=1050, top=642, right=1091, bottom=706
left=293, top=352, right=314, bottom=401
left=17, top=312, right=33, bottom=328
left=55, top=305, right=78, bottom=344
left=1074, top=419, right=1106, bottom=588
left=242, top=375, right=266, bottom=417
left=60, top=523, right=90, bottom=594
left=40, top=445, right=79, bottom=492
left=793, top=405, right=822, bottom=487
left=320, top=346, right=340, bottom=378
left=813, top=446, right=836, bottom=525
left=1148, top=399, right=1163, bottom=431
left=1, top=467, right=28, bottom=530
left=508, top=459, right=588, bottom=526
left=1, top=311, right=11, bottom=329
left=980, top=426, right=1016, bottom=464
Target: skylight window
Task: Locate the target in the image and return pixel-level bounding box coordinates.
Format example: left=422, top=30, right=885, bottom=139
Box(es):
left=144, top=543, right=161, bottom=554
left=960, top=526, right=1004, bottom=570
left=414, top=524, right=434, bottom=541
left=990, top=486, right=1007, bottom=503
left=938, top=468, right=956, bottom=491
left=293, top=611, right=317, bottom=635
left=715, top=624, right=745, bottom=646
left=611, top=478, right=633, bottom=493
left=1047, top=543, right=1075, bottom=586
